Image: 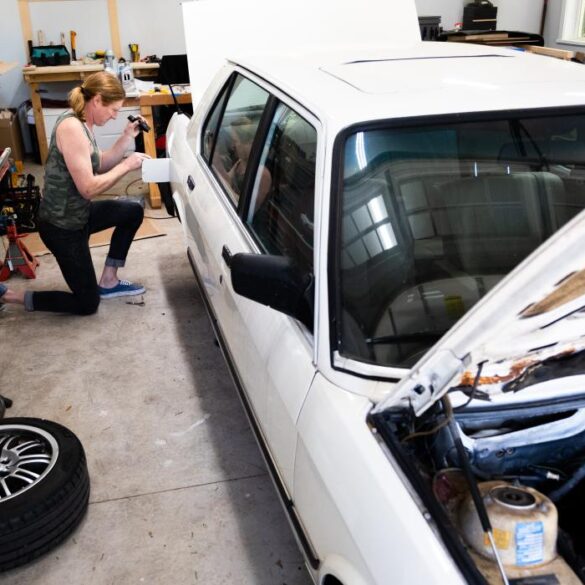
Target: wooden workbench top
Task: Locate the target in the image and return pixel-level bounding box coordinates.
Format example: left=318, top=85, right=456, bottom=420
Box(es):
left=22, top=62, right=159, bottom=80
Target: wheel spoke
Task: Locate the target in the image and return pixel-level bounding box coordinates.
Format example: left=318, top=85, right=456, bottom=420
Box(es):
left=11, top=471, right=36, bottom=484
left=0, top=478, right=11, bottom=498
left=1, top=436, right=17, bottom=451
left=14, top=440, right=43, bottom=455
left=13, top=467, right=41, bottom=480
left=19, top=454, right=52, bottom=463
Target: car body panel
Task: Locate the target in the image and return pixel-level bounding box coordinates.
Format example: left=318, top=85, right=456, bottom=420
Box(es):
left=232, top=44, right=585, bottom=132
left=168, top=69, right=318, bottom=494
left=295, top=373, right=466, bottom=584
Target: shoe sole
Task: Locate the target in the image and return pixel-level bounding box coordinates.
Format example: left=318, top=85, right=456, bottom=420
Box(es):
left=99, top=288, right=146, bottom=299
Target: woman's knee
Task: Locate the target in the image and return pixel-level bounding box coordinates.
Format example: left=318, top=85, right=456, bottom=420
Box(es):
left=126, top=201, right=144, bottom=225
left=77, top=292, right=100, bottom=315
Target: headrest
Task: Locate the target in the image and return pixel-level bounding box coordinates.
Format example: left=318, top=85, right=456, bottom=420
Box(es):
left=547, top=140, right=585, bottom=165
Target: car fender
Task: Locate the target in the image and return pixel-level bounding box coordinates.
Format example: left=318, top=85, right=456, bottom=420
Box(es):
left=172, top=190, right=185, bottom=225
left=319, top=554, right=370, bottom=585
left=294, top=373, right=466, bottom=585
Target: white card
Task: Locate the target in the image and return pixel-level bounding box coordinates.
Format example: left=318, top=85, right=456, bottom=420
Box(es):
left=142, top=158, right=170, bottom=183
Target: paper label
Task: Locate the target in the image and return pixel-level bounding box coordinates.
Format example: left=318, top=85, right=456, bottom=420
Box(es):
left=516, top=521, right=544, bottom=566
left=483, top=528, right=511, bottom=550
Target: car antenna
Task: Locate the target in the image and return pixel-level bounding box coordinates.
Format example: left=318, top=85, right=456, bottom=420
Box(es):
left=441, top=396, right=510, bottom=585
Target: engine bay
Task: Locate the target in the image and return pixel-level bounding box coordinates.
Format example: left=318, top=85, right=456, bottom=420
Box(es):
left=375, top=392, right=585, bottom=584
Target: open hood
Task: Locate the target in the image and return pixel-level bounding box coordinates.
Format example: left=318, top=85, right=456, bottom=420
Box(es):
left=181, top=0, right=421, bottom=103
left=374, top=208, right=585, bottom=417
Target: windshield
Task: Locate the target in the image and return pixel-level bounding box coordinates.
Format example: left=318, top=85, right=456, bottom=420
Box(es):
left=336, top=110, right=585, bottom=369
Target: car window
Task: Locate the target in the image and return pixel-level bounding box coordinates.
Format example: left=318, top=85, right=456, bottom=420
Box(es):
left=246, top=104, right=317, bottom=276
left=210, top=75, right=270, bottom=205
left=337, top=112, right=585, bottom=369
left=201, top=82, right=230, bottom=163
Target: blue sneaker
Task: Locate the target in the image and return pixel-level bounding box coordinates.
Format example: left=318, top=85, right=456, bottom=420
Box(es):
left=98, top=280, right=145, bottom=299
left=0, top=283, right=6, bottom=312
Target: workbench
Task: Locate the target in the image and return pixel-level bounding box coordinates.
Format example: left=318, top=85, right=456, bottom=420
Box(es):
left=22, top=63, right=191, bottom=208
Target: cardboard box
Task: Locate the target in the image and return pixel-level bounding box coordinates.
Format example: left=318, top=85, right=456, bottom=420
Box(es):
left=0, top=110, right=24, bottom=162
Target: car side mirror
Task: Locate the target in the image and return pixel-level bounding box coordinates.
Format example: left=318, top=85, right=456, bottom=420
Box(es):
left=230, top=253, right=313, bottom=330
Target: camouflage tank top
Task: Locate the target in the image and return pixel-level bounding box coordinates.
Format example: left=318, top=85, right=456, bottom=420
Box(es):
left=38, top=112, right=100, bottom=230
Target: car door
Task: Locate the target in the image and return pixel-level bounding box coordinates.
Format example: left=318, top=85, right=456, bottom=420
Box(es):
left=194, top=71, right=319, bottom=494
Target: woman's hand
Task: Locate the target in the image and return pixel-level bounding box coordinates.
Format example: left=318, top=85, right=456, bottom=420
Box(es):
left=123, top=151, right=151, bottom=171
left=124, top=116, right=148, bottom=139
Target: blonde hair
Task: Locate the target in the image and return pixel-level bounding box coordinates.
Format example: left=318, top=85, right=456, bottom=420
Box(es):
left=68, top=71, right=125, bottom=121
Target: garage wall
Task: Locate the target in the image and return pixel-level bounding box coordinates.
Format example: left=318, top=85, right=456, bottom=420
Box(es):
left=0, top=1, right=29, bottom=109
left=0, top=0, right=187, bottom=108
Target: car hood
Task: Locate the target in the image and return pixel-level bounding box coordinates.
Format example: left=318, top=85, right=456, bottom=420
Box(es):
left=180, top=0, right=420, bottom=103
left=373, top=208, right=585, bottom=417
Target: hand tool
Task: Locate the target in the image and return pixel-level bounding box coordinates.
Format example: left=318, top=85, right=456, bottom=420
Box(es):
left=70, top=30, right=77, bottom=60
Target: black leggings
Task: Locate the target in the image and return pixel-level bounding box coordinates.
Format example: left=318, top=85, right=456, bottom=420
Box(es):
left=31, top=200, right=143, bottom=315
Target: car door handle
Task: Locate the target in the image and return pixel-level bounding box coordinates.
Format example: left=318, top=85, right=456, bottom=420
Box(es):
left=187, top=175, right=195, bottom=191
left=221, top=245, right=232, bottom=268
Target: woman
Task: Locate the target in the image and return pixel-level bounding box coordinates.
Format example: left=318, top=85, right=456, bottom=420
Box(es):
left=0, top=71, right=150, bottom=315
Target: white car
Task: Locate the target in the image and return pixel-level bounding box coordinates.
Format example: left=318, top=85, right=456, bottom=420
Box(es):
left=163, top=3, right=585, bottom=583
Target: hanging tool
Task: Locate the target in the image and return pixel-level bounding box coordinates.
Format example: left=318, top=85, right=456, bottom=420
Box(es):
left=60, top=32, right=66, bottom=46
left=129, top=43, right=139, bottom=62
left=70, top=30, right=77, bottom=61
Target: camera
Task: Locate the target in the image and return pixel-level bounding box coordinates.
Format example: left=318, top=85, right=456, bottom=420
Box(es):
left=127, top=115, right=150, bottom=133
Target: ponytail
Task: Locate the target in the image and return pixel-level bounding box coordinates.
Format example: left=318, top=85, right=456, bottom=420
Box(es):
left=68, top=86, right=86, bottom=121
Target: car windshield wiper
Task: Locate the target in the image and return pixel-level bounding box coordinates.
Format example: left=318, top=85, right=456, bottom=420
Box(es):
left=366, top=331, right=447, bottom=345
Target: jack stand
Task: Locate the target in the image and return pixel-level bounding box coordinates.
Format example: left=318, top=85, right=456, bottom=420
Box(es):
left=0, top=219, right=39, bottom=281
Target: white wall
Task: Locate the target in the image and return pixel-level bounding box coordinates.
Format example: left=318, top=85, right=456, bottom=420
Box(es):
left=28, top=1, right=112, bottom=58
left=0, top=0, right=188, bottom=108
left=415, top=0, right=544, bottom=34
left=118, top=0, right=186, bottom=61
left=0, top=0, right=29, bottom=108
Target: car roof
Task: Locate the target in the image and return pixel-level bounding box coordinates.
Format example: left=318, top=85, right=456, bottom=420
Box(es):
left=233, top=42, right=585, bottom=131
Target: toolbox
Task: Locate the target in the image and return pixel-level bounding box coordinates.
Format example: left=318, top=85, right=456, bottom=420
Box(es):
left=30, top=45, right=71, bottom=67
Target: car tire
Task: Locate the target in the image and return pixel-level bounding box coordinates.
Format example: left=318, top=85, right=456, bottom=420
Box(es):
left=0, top=418, right=90, bottom=572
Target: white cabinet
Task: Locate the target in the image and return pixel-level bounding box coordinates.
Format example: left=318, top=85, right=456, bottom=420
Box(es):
left=42, top=106, right=140, bottom=152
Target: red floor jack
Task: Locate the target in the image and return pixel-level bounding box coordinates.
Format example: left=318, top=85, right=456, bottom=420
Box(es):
left=0, top=216, right=39, bottom=281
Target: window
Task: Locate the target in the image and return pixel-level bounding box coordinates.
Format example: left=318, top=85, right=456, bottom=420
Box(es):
left=246, top=104, right=317, bottom=276
left=210, top=76, right=270, bottom=205
left=559, top=0, right=585, bottom=43
left=336, top=111, right=585, bottom=369
left=201, top=83, right=229, bottom=162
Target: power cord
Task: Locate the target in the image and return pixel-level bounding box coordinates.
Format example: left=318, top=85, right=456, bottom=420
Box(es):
left=124, top=178, right=176, bottom=220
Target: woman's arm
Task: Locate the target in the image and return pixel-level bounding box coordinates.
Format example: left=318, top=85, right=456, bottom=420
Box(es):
left=57, top=117, right=149, bottom=200
left=99, top=117, right=142, bottom=172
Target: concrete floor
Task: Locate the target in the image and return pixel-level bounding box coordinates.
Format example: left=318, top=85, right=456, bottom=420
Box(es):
left=0, top=167, right=312, bottom=584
